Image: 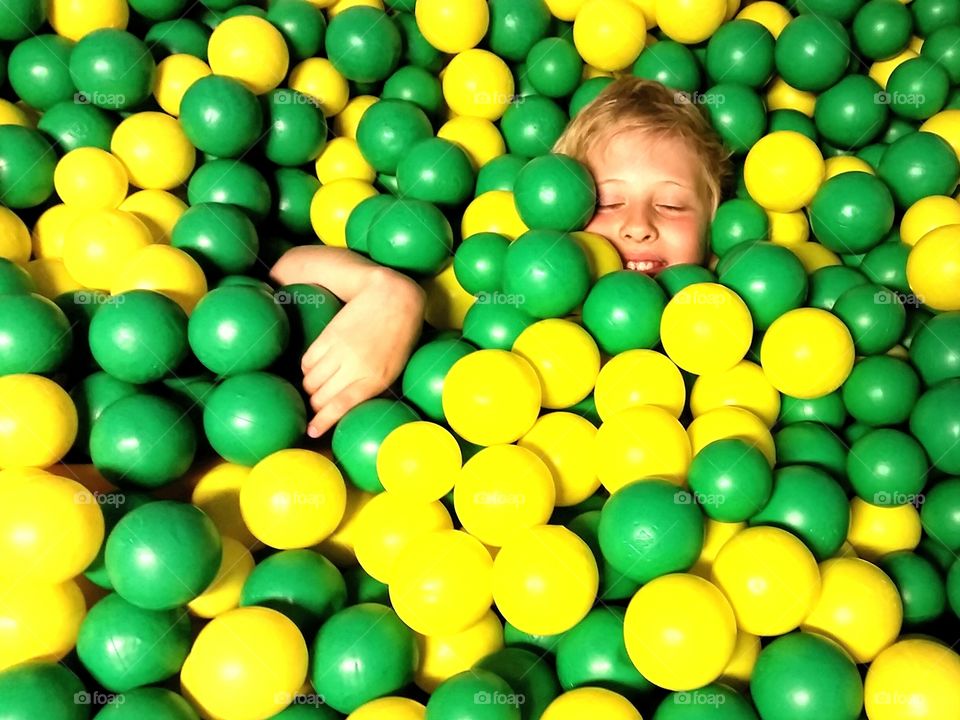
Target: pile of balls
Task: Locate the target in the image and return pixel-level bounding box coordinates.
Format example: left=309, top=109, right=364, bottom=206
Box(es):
left=1, top=0, right=960, bottom=718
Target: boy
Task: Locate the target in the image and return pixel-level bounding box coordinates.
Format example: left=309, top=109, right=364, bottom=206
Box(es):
left=271, top=78, right=732, bottom=438
left=554, top=78, right=733, bottom=274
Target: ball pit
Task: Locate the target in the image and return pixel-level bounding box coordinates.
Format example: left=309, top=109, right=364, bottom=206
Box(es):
left=0, top=0, right=960, bottom=718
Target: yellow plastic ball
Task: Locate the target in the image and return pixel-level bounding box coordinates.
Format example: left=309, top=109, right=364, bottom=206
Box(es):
left=846, top=497, right=921, bottom=561
left=710, top=526, right=821, bottom=636
left=390, top=529, right=494, bottom=637
left=239, top=449, right=347, bottom=550
left=461, top=190, right=528, bottom=240
left=735, top=1, right=792, bottom=37
left=289, top=58, right=350, bottom=116
left=454, top=444, right=555, bottom=547
left=690, top=519, right=745, bottom=579
left=0, top=206, right=31, bottom=263
left=438, top=116, right=506, bottom=169
left=119, top=189, right=188, bottom=244
left=48, top=0, right=128, bottom=41
left=442, top=349, right=542, bottom=446
left=180, top=606, right=308, bottom=720
left=690, top=360, right=780, bottom=427
left=492, top=525, right=598, bottom=636
left=328, top=0, right=384, bottom=15
left=571, top=230, right=623, bottom=280
left=415, top=611, right=503, bottom=693
left=595, top=405, right=691, bottom=492
left=189, top=460, right=258, bottom=550
left=0, top=99, right=30, bottom=127
left=333, top=94, right=378, bottom=139
left=766, top=209, right=810, bottom=246
left=765, top=77, right=817, bottom=116
left=31, top=204, right=81, bottom=259
left=54, top=147, right=128, bottom=209
left=594, top=349, right=686, bottom=420
left=721, top=630, right=760, bottom=687
left=111, top=244, right=208, bottom=315
left=377, top=421, right=462, bottom=503
left=310, top=178, right=377, bottom=248
left=745, top=131, right=824, bottom=212
left=906, top=223, right=960, bottom=311
left=687, top=406, right=777, bottom=466
left=25, top=258, right=82, bottom=299
left=864, top=639, right=960, bottom=720
left=544, top=0, right=589, bottom=21
left=208, top=16, right=289, bottom=95
left=0, top=375, right=77, bottom=470
left=415, top=0, right=489, bottom=54
left=624, top=573, right=737, bottom=691
left=801, top=557, right=902, bottom=664
left=0, top=470, right=104, bottom=583
left=574, top=0, right=647, bottom=71
left=316, top=485, right=375, bottom=566
left=512, top=319, right=601, bottom=409
left=900, top=196, right=960, bottom=247
left=632, top=0, right=658, bottom=26
left=920, top=109, right=960, bottom=159
left=187, top=536, right=255, bottom=619
left=442, top=50, right=514, bottom=121
left=63, top=208, right=153, bottom=290
left=353, top=492, right=453, bottom=583
left=824, top=156, right=875, bottom=180
left=542, top=688, right=641, bottom=720
left=154, top=54, right=212, bottom=116
left=760, top=307, right=855, bottom=399
left=422, top=259, right=476, bottom=331
left=660, top=283, right=754, bottom=376
left=111, top=112, right=196, bottom=190
left=0, top=577, right=85, bottom=671
left=788, top=240, right=842, bottom=272
left=315, top=137, right=376, bottom=184
left=870, top=49, right=918, bottom=89
left=348, top=697, right=427, bottom=720
left=518, top=411, right=599, bottom=507
left=656, top=0, right=726, bottom=44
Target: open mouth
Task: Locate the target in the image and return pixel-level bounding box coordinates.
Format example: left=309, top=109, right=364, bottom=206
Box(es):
left=625, top=259, right=666, bottom=275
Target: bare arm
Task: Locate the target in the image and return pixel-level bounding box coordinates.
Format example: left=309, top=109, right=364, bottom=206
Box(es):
left=268, top=244, right=390, bottom=303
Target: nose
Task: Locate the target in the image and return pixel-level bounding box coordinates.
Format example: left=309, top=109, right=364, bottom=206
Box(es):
left=619, top=207, right=657, bottom=244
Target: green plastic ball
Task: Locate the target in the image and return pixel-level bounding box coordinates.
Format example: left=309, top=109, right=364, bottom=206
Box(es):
left=171, top=202, right=259, bottom=277
left=0, top=125, right=56, bottom=208
left=396, top=137, right=475, bottom=206
left=37, top=100, right=117, bottom=152
left=706, top=19, right=775, bottom=88
left=393, top=11, right=444, bottom=73
left=487, top=0, right=552, bottom=62
left=717, top=241, right=808, bottom=330
left=500, top=94, right=568, bottom=157
left=476, top=154, right=528, bottom=194
left=879, top=551, right=947, bottom=624
left=69, top=29, right=155, bottom=110
left=261, top=89, right=327, bottom=167
left=833, top=283, right=906, bottom=354
left=180, top=75, right=263, bottom=158
left=326, top=7, right=400, bottom=83
left=809, top=171, right=895, bottom=253
left=653, top=684, right=758, bottom=720
left=774, top=422, right=848, bottom=479
left=8, top=35, right=76, bottom=111
left=569, top=76, right=614, bottom=116
left=688, top=439, right=773, bottom=523
left=710, top=197, right=769, bottom=257
left=0, top=663, right=87, bottom=720
left=146, top=19, right=211, bottom=61
left=310, top=603, right=417, bottom=715
left=886, top=56, right=950, bottom=120
left=921, top=24, right=960, bottom=83
left=331, top=398, right=419, bottom=492
left=774, top=15, right=851, bottom=92
left=0, top=0, right=45, bottom=41
left=842, top=355, right=920, bottom=426
left=82, top=490, right=152, bottom=589
left=526, top=37, right=583, bottom=98
left=276, top=282, right=342, bottom=356
left=462, top=300, right=537, bottom=350
left=427, top=669, right=521, bottom=720
left=272, top=167, right=320, bottom=237
left=656, top=263, right=717, bottom=297
left=794, top=0, right=866, bottom=22
left=94, top=688, right=199, bottom=720
left=853, top=0, right=913, bottom=60
left=89, top=290, right=188, bottom=384
left=912, top=0, right=960, bottom=36
left=267, top=0, right=326, bottom=61
left=188, top=159, right=272, bottom=220
left=910, top=312, right=960, bottom=386
left=814, top=74, right=888, bottom=149
left=920, top=477, right=960, bottom=552
left=807, top=265, right=868, bottom=311
left=356, top=98, right=433, bottom=174
left=768, top=109, right=817, bottom=142
left=555, top=607, right=652, bottom=694
left=860, top=239, right=910, bottom=293
left=400, top=338, right=475, bottom=422
left=703, top=83, right=767, bottom=154
left=513, top=154, right=596, bottom=232
left=0, top=257, right=35, bottom=294
left=566, top=510, right=639, bottom=601
left=344, top=194, right=393, bottom=253
left=475, top=647, right=562, bottom=720
left=878, top=131, right=960, bottom=209
left=382, top=65, right=443, bottom=117
left=502, top=229, right=590, bottom=318
left=454, top=232, right=509, bottom=294
left=581, top=270, right=666, bottom=355
left=847, top=427, right=929, bottom=506
left=0, top=292, right=72, bottom=375
left=910, top=379, right=960, bottom=474
left=632, top=40, right=701, bottom=93
left=77, top=592, right=191, bottom=692
left=599, top=479, right=705, bottom=584
left=367, top=198, right=453, bottom=275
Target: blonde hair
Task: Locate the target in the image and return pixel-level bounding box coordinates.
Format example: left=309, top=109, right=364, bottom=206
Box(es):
left=553, top=77, right=734, bottom=213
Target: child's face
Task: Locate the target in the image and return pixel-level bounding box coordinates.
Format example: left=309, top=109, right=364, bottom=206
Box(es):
left=583, top=128, right=712, bottom=276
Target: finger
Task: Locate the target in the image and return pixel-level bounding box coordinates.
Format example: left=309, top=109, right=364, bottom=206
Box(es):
left=302, top=336, right=332, bottom=374
left=307, top=380, right=376, bottom=438
left=302, top=351, right=341, bottom=396
left=308, top=367, right=355, bottom=412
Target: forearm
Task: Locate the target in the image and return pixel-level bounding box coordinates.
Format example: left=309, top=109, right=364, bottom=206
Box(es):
left=269, top=244, right=393, bottom=303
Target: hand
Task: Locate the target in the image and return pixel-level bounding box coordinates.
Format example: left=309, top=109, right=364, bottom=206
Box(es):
left=300, top=268, right=426, bottom=439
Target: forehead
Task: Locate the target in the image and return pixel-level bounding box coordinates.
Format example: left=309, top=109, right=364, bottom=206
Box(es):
left=586, top=127, right=702, bottom=186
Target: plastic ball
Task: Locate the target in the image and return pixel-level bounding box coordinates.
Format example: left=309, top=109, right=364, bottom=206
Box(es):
left=880, top=551, right=947, bottom=624
left=921, top=478, right=960, bottom=552
left=179, top=74, right=263, bottom=158
left=775, top=15, right=851, bottom=92
left=847, top=427, right=928, bottom=507
left=887, top=56, right=950, bottom=121
left=717, top=241, right=808, bottom=330
left=0, top=259, right=33, bottom=294
left=267, top=0, right=328, bottom=62
left=316, top=137, right=376, bottom=184
left=311, top=178, right=378, bottom=247
left=907, top=223, right=960, bottom=311
left=555, top=607, right=651, bottom=695
left=110, top=244, right=207, bottom=315
left=208, top=15, right=289, bottom=94
left=542, top=688, right=640, bottom=720
left=595, top=404, right=691, bottom=490
left=582, top=271, right=666, bottom=355
left=525, top=37, right=583, bottom=98
left=376, top=421, right=461, bottom=502
left=751, top=632, right=863, bottom=720
left=660, top=282, right=754, bottom=375
left=900, top=196, right=960, bottom=247
left=153, top=53, right=212, bottom=116
left=400, top=338, right=474, bottom=422
left=690, top=359, right=781, bottom=427
left=310, top=603, right=417, bottom=714
left=452, top=231, right=509, bottom=294
left=77, top=592, right=191, bottom=691
left=389, top=529, right=494, bottom=637
left=512, top=319, right=600, bottom=409
left=475, top=646, right=561, bottom=718
left=864, top=639, right=960, bottom=720
left=0, top=0, right=45, bottom=41
left=0, top=293, right=72, bottom=375
left=599, top=479, right=704, bottom=584
left=744, top=131, right=825, bottom=212
left=0, top=576, right=83, bottom=671
left=415, top=0, right=489, bottom=53
left=624, top=573, right=736, bottom=692
left=239, top=449, right=346, bottom=549
left=367, top=198, right=454, bottom=275
left=657, top=0, right=726, bottom=44
left=513, top=154, right=596, bottom=233
left=203, top=372, right=306, bottom=466
left=920, top=108, right=960, bottom=158
left=706, top=20, right=776, bottom=88
left=0, top=662, right=87, bottom=720
left=632, top=40, right=702, bottom=93
left=110, top=112, right=195, bottom=190
left=702, top=84, right=768, bottom=155
left=326, top=7, right=400, bottom=83
left=171, top=202, right=259, bottom=277
left=688, top=439, right=773, bottom=522
left=442, top=49, right=515, bottom=121
left=181, top=606, right=308, bottom=720
left=69, top=29, right=155, bottom=110
left=0, top=374, right=77, bottom=469
left=36, top=99, right=118, bottom=154
left=53, top=148, right=125, bottom=211
left=878, top=131, right=960, bottom=210
left=573, top=0, right=646, bottom=71
left=503, top=229, right=590, bottom=318
left=0, top=125, right=56, bottom=208
left=396, top=138, right=474, bottom=206
left=846, top=497, right=922, bottom=560
left=711, top=526, right=821, bottom=636
left=289, top=57, right=350, bottom=116
left=426, top=669, right=520, bottom=720
left=332, top=398, right=419, bottom=492
left=461, top=190, right=529, bottom=240
left=120, top=189, right=188, bottom=244
left=809, top=172, right=895, bottom=254
left=0, top=207, right=31, bottom=263
left=63, top=208, right=153, bottom=290
left=348, top=697, right=425, bottom=720
left=518, top=411, right=600, bottom=506
left=492, top=525, right=598, bottom=635
left=88, top=688, right=200, bottom=720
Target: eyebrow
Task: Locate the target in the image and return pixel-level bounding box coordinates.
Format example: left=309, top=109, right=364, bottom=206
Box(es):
left=597, top=179, right=694, bottom=190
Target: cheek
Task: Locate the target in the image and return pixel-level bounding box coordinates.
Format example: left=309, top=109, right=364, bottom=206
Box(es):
left=662, top=216, right=707, bottom=261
